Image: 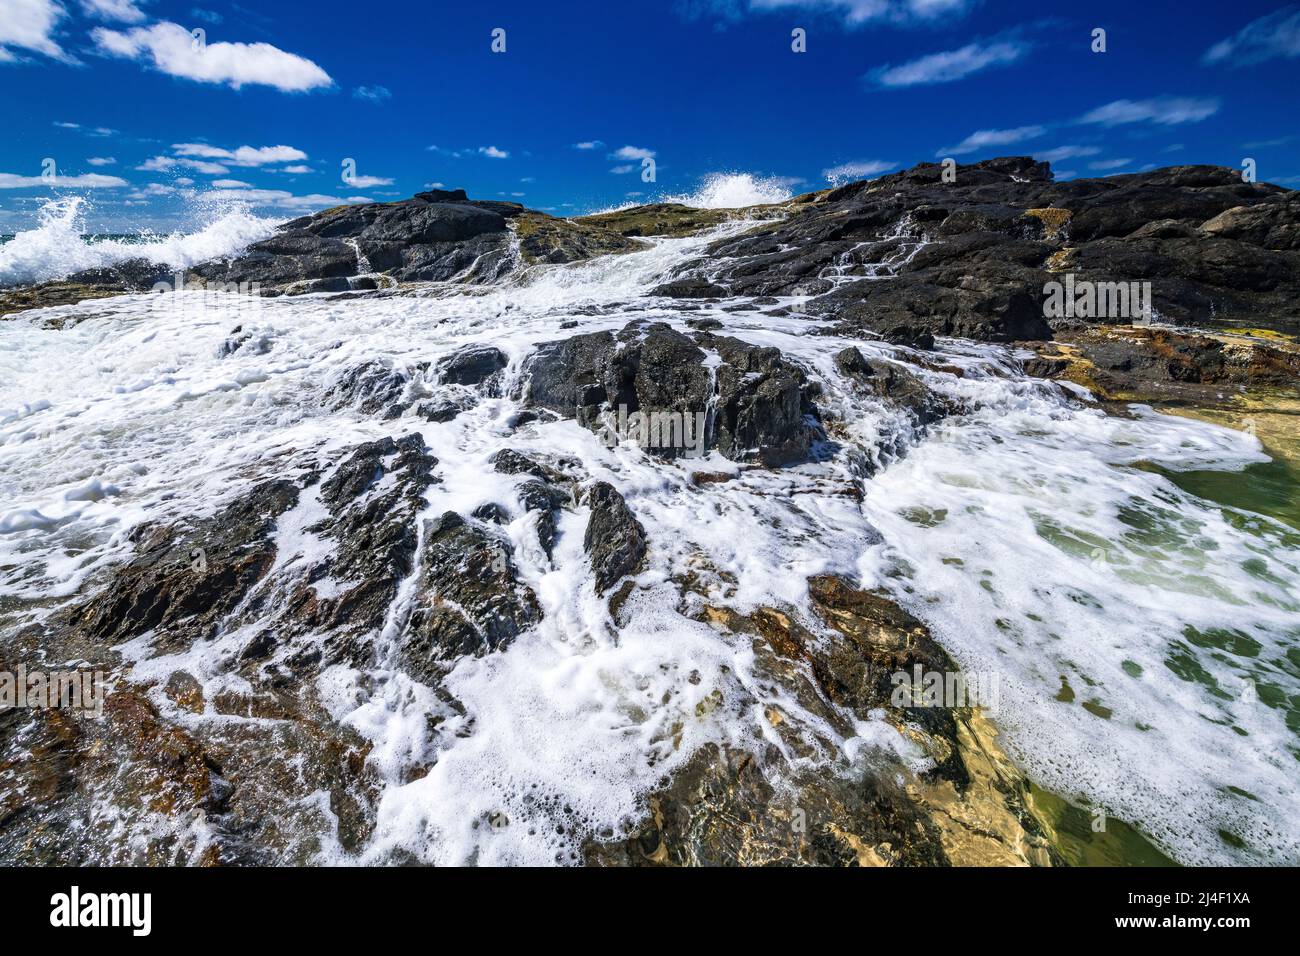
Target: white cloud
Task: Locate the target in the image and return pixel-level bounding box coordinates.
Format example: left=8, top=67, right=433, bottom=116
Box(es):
left=205, top=187, right=370, bottom=210
left=0, top=0, right=68, bottom=61
left=137, top=155, right=229, bottom=174
left=353, top=84, right=391, bottom=102
left=609, top=164, right=635, bottom=175
left=172, top=143, right=308, bottom=166
left=0, top=171, right=128, bottom=188
left=1088, top=158, right=1133, bottom=171
left=478, top=146, right=509, bottom=158
left=872, top=38, right=1029, bottom=87
left=125, top=182, right=176, bottom=198
left=822, top=159, right=896, bottom=183
left=1204, top=8, right=1300, bottom=67
left=278, top=165, right=312, bottom=174
left=423, top=181, right=447, bottom=189
left=345, top=175, right=394, bottom=188
left=1079, top=96, right=1220, bottom=127
left=92, top=21, right=333, bottom=92
left=80, top=0, right=149, bottom=23
left=86, top=156, right=117, bottom=166
left=211, top=178, right=252, bottom=188
left=572, top=141, right=604, bottom=150
left=612, top=145, right=655, bottom=160
left=1032, top=145, right=1102, bottom=163
left=938, top=125, right=1046, bottom=157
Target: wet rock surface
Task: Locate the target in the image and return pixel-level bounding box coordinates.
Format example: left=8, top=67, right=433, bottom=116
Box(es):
left=672, top=158, right=1300, bottom=340
left=582, top=481, right=648, bottom=594
left=4, top=157, right=1297, bottom=868
left=401, top=511, right=542, bottom=677
left=586, top=575, right=1060, bottom=867
left=524, top=320, right=821, bottom=464
left=1022, top=323, right=1300, bottom=404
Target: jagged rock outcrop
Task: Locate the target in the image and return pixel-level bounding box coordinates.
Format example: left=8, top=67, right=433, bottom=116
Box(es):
left=582, top=482, right=648, bottom=594
left=524, top=321, right=821, bottom=465
left=663, top=158, right=1300, bottom=340
left=401, top=511, right=542, bottom=677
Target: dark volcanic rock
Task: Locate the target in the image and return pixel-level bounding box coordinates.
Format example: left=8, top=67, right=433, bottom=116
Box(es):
left=295, top=435, right=438, bottom=648
left=67, top=479, right=299, bottom=650
left=524, top=329, right=616, bottom=426
left=436, top=345, right=508, bottom=389
left=683, top=158, right=1300, bottom=338
left=834, top=347, right=947, bottom=426
left=649, top=277, right=729, bottom=299
left=697, top=333, right=821, bottom=465
left=402, top=512, right=542, bottom=674
left=524, top=321, right=820, bottom=465
left=187, top=191, right=517, bottom=293
left=583, top=482, right=648, bottom=594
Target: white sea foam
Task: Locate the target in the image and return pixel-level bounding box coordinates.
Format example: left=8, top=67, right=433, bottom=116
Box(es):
left=661, top=172, right=796, bottom=208
left=1, top=215, right=1297, bottom=865
left=590, top=172, right=796, bottom=215
left=0, top=196, right=279, bottom=287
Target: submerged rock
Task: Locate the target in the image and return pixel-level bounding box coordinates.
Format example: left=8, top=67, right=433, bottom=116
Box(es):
left=402, top=511, right=542, bottom=675
left=582, top=482, right=648, bottom=594
left=67, top=479, right=299, bottom=651
left=587, top=575, right=1060, bottom=867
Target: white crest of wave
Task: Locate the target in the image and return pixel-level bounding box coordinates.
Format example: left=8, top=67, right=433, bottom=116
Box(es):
left=663, top=172, right=795, bottom=208
left=591, top=172, right=796, bottom=215
left=0, top=196, right=280, bottom=287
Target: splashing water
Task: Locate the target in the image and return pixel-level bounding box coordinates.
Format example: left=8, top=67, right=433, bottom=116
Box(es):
left=661, top=172, right=796, bottom=208
left=0, top=196, right=280, bottom=287
left=1, top=215, right=1297, bottom=866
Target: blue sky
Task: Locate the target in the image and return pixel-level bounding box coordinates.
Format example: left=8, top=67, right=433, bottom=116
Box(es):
left=1, top=0, right=1298, bottom=231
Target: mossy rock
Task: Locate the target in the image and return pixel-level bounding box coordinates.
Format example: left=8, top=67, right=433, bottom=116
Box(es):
left=511, top=211, right=647, bottom=264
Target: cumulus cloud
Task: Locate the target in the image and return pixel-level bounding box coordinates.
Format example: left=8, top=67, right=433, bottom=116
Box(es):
left=938, top=125, right=1046, bottom=157
left=611, top=145, right=656, bottom=160
left=278, top=165, right=313, bottom=174
left=871, top=37, right=1030, bottom=87
left=345, top=175, right=394, bottom=187
left=80, top=0, right=149, bottom=23
left=478, top=146, right=509, bottom=158
left=172, top=143, right=308, bottom=166
left=609, top=165, right=635, bottom=175
left=137, top=155, right=229, bottom=174
left=572, top=141, right=604, bottom=150
left=822, top=159, right=896, bottom=183
left=204, top=187, right=371, bottom=211
left=1079, top=96, right=1220, bottom=127
left=86, top=156, right=117, bottom=166
left=1204, top=7, right=1300, bottom=67
left=0, top=171, right=128, bottom=188
left=211, top=178, right=252, bottom=188
left=0, top=0, right=68, bottom=61
left=92, top=21, right=333, bottom=92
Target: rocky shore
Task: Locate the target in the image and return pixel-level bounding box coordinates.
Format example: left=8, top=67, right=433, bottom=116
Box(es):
left=1, top=158, right=1296, bottom=866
